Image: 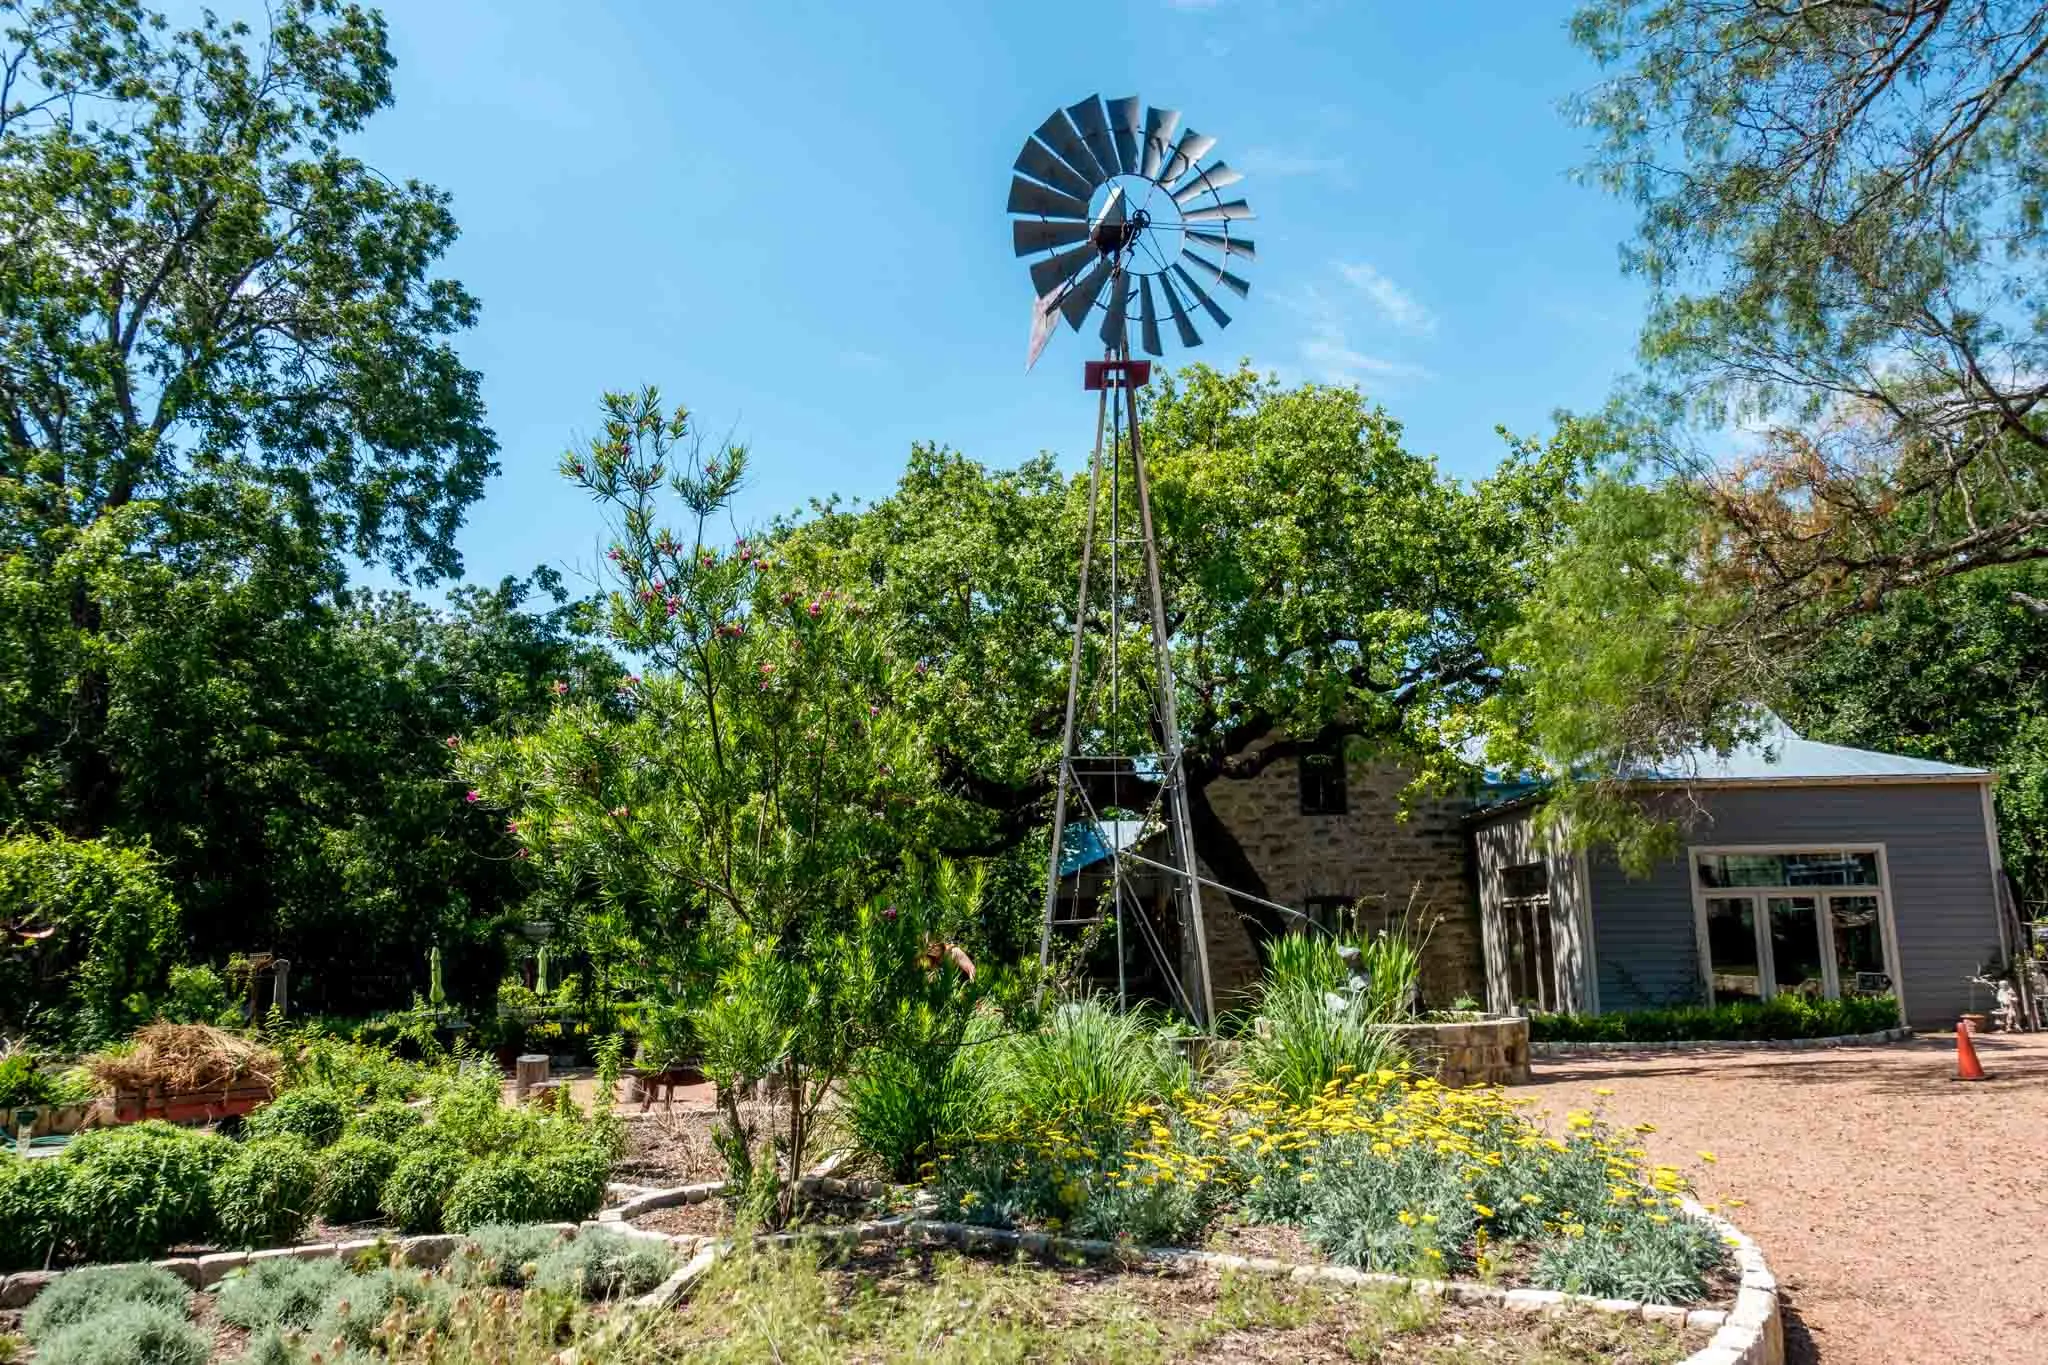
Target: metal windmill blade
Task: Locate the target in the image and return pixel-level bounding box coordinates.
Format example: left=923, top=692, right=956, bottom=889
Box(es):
left=1008, top=93, right=1255, bottom=368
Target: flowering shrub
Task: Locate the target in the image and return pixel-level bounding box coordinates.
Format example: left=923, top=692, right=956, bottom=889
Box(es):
left=931, top=1068, right=1731, bottom=1304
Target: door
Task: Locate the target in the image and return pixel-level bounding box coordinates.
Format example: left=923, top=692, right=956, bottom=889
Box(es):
left=1826, top=893, right=1893, bottom=997
left=1703, top=895, right=1763, bottom=1003
left=1766, top=896, right=1827, bottom=999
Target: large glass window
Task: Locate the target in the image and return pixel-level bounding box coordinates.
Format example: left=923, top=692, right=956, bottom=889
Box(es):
left=1695, top=851, right=1879, bottom=888
left=1690, top=849, right=1895, bottom=1007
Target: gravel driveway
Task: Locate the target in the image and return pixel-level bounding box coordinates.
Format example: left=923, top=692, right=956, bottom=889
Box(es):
left=1509, top=1032, right=2048, bottom=1365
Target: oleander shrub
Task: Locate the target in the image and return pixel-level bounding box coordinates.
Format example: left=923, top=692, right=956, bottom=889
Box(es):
left=349, top=1099, right=425, bottom=1146
left=0, top=1149, right=71, bottom=1270
left=214, top=1256, right=349, bottom=1330
left=845, top=1009, right=1000, bottom=1182
left=32, top=1302, right=207, bottom=1365
left=379, top=1145, right=466, bottom=1234
left=1529, top=994, right=1901, bottom=1044
left=59, top=1122, right=230, bottom=1261
left=23, top=1264, right=192, bottom=1342
left=209, top=1136, right=320, bottom=1247
left=450, top=1223, right=569, bottom=1287
left=443, top=1157, right=545, bottom=1231
left=530, top=1228, right=676, bottom=1300
left=244, top=1088, right=349, bottom=1149
left=318, top=1135, right=400, bottom=1224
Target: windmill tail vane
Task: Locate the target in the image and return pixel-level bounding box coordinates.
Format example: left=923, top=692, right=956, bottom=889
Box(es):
left=1015, top=94, right=1260, bottom=1030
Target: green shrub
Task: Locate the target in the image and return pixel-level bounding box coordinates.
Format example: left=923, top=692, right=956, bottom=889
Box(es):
left=1528, top=994, right=1901, bottom=1044
left=424, top=1071, right=537, bottom=1157
left=0, top=1150, right=71, bottom=1270
left=158, top=966, right=232, bottom=1027
left=451, top=1223, right=569, bottom=1287
left=33, top=1302, right=206, bottom=1365
left=209, top=1136, right=320, bottom=1248
left=234, top=1328, right=298, bottom=1365
left=845, top=1010, right=997, bottom=1181
left=443, top=1157, right=545, bottom=1231
left=1242, top=978, right=1406, bottom=1105
left=0, top=833, right=181, bottom=1046
left=994, top=998, right=1187, bottom=1142
left=60, top=1122, right=230, bottom=1261
left=1263, top=934, right=1347, bottom=994
left=214, top=1256, right=349, bottom=1330
left=23, top=1264, right=193, bottom=1343
left=379, top=1145, right=466, bottom=1234
left=530, top=1228, right=675, bottom=1300
left=318, top=1135, right=399, bottom=1224
left=532, top=1143, right=610, bottom=1224
left=349, top=1099, right=425, bottom=1145
left=307, top=1266, right=451, bottom=1354
left=244, top=1089, right=349, bottom=1149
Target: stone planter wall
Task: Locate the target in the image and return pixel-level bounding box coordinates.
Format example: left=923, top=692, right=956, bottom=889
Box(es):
left=1385, top=1014, right=1530, bottom=1086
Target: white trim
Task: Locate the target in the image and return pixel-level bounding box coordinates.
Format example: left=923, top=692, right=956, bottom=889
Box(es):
left=1644, top=773, right=1991, bottom=790
left=1574, top=847, right=1600, bottom=1014
left=1980, top=784, right=2012, bottom=965
left=1685, top=843, right=1907, bottom=1019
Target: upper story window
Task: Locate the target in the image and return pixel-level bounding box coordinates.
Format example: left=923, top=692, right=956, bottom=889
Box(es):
left=1499, top=861, right=1549, bottom=902
left=1297, top=743, right=1348, bottom=816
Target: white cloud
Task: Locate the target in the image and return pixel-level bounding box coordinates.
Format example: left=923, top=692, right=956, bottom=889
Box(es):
left=1336, top=262, right=1435, bottom=334
left=1281, top=277, right=1434, bottom=392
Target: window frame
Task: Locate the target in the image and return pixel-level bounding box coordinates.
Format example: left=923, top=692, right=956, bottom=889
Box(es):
left=1685, top=843, right=1907, bottom=1020
left=1296, top=746, right=1348, bottom=817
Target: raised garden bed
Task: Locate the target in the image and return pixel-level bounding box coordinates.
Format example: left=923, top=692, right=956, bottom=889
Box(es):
left=1385, top=1013, right=1531, bottom=1085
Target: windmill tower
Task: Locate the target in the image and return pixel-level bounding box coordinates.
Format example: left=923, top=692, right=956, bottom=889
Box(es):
left=1007, top=95, right=1254, bottom=1029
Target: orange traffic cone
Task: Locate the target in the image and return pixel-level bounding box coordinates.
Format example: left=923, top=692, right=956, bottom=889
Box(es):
left=1954, top=1018, right=1988, bottom=1082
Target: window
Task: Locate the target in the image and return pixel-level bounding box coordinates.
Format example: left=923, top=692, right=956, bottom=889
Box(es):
left=1690, top=847, right=1897, bottom=1007
left=1499, top=862, right=1549, bottom=901
left=1302, top=895, right=1352, bottom=936
left=1297, top=746, right=1348, bottom=816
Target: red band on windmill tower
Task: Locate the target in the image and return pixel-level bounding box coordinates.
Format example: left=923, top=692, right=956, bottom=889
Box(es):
left=1083, top=359, right=1151, bottom=391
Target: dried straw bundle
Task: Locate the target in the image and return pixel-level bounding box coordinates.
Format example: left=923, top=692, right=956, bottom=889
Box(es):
left=86, top=1023, right=280, bottom=1095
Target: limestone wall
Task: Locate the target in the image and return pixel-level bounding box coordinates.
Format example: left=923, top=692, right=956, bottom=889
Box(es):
left=1188, top=743, right=1484, bottom=1007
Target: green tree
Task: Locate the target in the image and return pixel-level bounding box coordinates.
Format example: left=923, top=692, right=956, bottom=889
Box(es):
left=783, top=365, right=1593, bottom=942
left=0, top=830, right=179, bottom=1042
left=1572, top=0, right=2048, bottom=621
left=460, top=389, right=982, bottom=1211
left=0, top=0, right=495, bottom=832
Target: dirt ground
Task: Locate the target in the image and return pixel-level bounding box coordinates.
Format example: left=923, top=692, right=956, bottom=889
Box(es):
left=1508, top=1031, right=2048, bottom=1365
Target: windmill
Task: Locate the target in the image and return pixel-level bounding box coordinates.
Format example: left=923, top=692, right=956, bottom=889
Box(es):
left=1009, top=94, right=1254, bottom=1029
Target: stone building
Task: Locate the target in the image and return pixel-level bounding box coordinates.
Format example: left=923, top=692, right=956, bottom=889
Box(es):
left=1060, top=736, right=1485, bottom=1012
left=1189, top=736, right=1483, bottom=1007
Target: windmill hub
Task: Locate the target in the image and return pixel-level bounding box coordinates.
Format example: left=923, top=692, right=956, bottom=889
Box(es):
left=1092, top=207, right=1149, bottom=258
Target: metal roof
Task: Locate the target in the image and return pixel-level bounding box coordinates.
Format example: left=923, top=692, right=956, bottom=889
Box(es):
left=1639, top=714, right=1988, bottom=784
left=1056, top=818, right=1155, bottom=876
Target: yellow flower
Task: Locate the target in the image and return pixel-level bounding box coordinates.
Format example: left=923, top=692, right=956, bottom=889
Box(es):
left=1471, top=1204, right=1493, bottom=1218
left=1397, top=1210, right=1419, bottom=1227
left=1593, top=1087, right=1614, bottom=1097
left=1698, top=1150, right=1718, bottom=1164
left=1299, top=1172, right=1316, bottom=1184
left=1518, top=1193, right=1541, bottom=1205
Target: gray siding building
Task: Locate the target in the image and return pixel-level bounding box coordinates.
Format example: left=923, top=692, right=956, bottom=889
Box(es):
left=1471, top=722, right=2012, bottom=1031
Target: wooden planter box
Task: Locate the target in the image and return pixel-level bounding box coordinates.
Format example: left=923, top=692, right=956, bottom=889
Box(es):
left=108, top=1081, right=275, bottom=1127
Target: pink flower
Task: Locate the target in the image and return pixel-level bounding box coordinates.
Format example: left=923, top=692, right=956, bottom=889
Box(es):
left=869, top=705, right=880, bottom=717
left=506, top=819, right=520, bottom=833
left=882, top=905, right=898, bottom=921
left=514, top=848, right=529, bottom=861
left=445, top=736, right=460, bottom=749
left=701, top=554, right=715, bottom=568
left=551, top=680, right=569, bottom=695
left=914, top=661, right=927, bottom=676
left=465, top=789, right=480, bottom=804
left=808, top=600, right=821, bottom=616
left=609, top=806, right=629, bottom=819
left=759, top=662, right=776, bottom=675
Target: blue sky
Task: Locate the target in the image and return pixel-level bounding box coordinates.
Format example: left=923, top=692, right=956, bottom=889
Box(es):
left=333, top=0, right=1647, bottom=591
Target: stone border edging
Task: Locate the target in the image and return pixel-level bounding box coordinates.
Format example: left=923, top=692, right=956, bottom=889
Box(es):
left=1531, top=1025, right=1911, bottom=1057
left=0, top=1199, right=1782, bottom=1365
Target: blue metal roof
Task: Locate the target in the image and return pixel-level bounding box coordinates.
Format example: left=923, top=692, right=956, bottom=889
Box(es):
left=1056, top=818, right=1153, bottom=875
left=1641, top=714, right=1988, bottom=783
